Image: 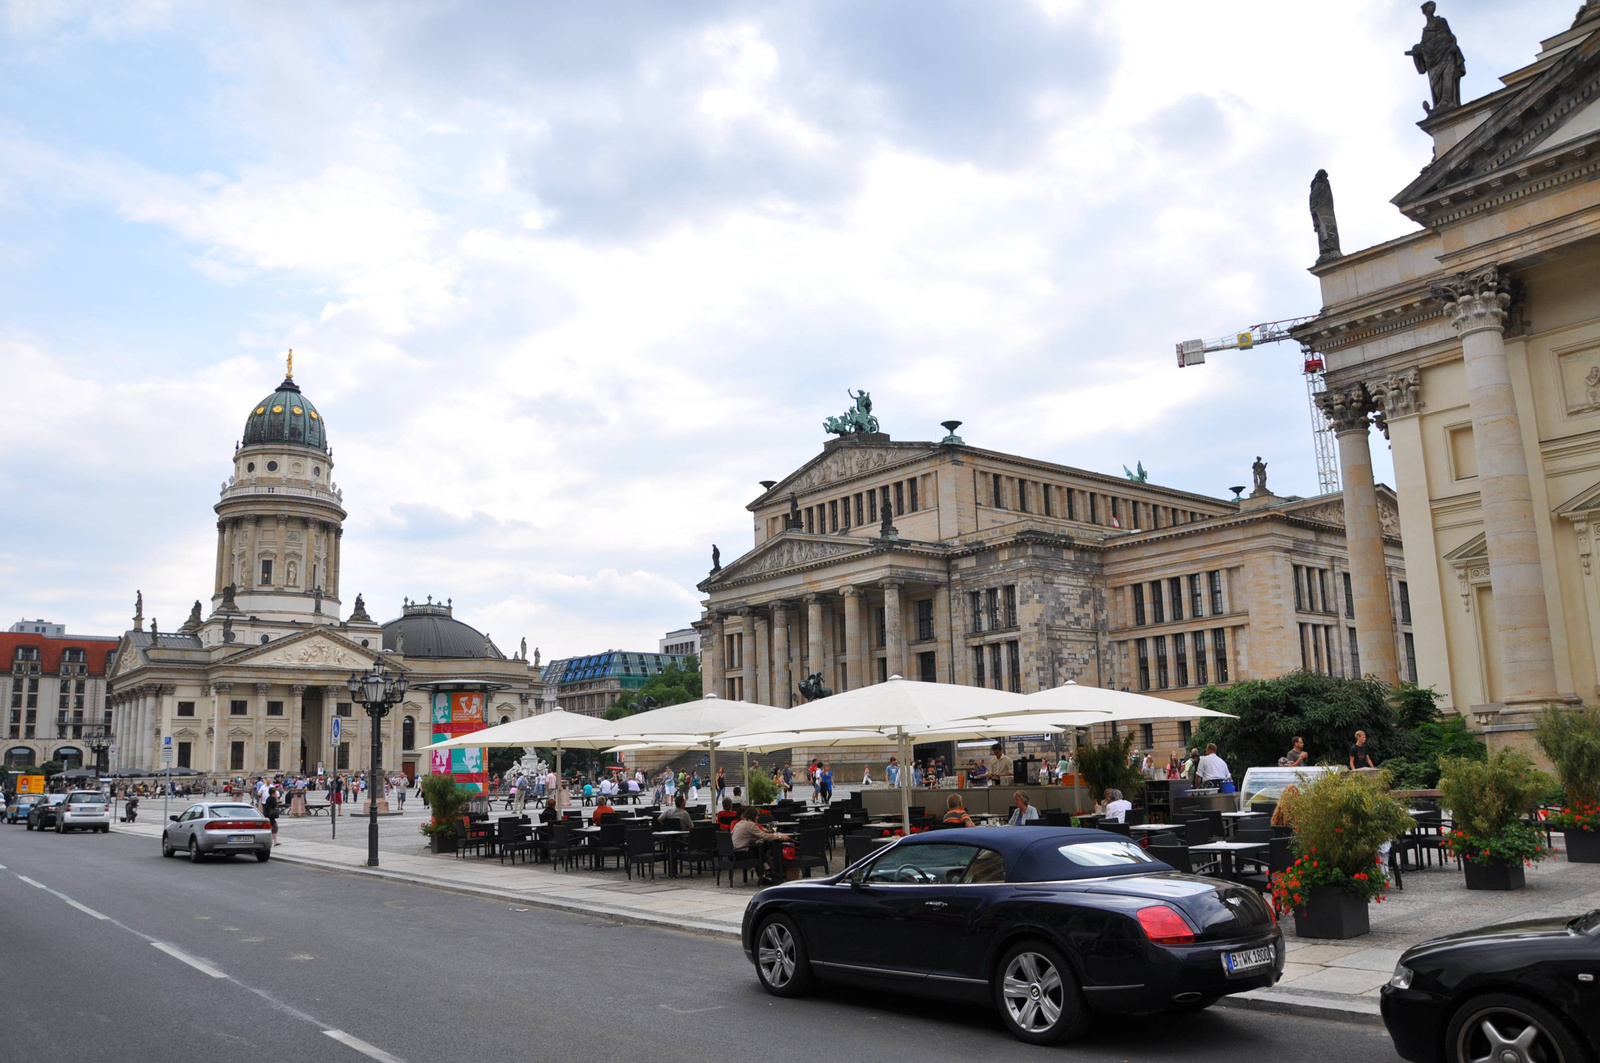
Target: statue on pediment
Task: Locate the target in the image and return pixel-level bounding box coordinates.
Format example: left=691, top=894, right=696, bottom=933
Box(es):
left=1123, top=461, right=1148, bottom=483
left=711, top=544, right=722, bottom=573
left=223, top=617, right=236, bottom=644
left=1407, top=2, right=1464, bottom=114
left=823, top=389, right=880, bottom=436
left=1310, top=170, right=1341, bottom=263
left=787, top=492, right=802, bottom=529
left=182, top=600, right=202, bottom=632
left=1251, top=456, right=1270, bottom=497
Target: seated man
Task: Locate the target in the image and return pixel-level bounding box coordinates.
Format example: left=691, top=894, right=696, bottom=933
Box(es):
left=715, top=797, right=741, bottom=831
left=730, top=805, right=788, bottom=877
left=942, top=793, right=974, bottom=828
left=591, top=799, right=615, bottom=823
left=1101, top=788, right=1133, bottom=823
left=657, top=794, right=694, bottom=832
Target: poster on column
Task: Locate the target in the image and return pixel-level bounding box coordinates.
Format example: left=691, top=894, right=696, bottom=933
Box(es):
left=428, top=691, right=487, bottom=791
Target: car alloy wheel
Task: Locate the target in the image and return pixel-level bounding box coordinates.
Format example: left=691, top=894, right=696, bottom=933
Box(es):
left=161, top=834, right=174, bottom=858
left=188, top=838, right=202, bottom=863
left=994, top=941, right=1088, bottom=1045
left=1449, top=994, right=1583, bottom=1063
left=753, top=917, right=813, bottom=997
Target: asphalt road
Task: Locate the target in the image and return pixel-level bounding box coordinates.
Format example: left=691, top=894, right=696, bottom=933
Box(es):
left=0, top=826, right=1405, bottom=1063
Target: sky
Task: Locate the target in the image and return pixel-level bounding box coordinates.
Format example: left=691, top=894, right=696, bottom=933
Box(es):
left=0, top=0, right=1564, bottom=657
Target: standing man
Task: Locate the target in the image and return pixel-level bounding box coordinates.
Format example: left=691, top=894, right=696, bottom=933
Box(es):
left=1349, top=731, right=1376, bottom=770
left=1284, top=736, right=1309, bottom=767
left=1196, top=743, right=1231, bottom=787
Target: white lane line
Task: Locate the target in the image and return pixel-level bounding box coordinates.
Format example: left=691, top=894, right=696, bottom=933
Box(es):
left=324, top=1029, right=408, bottom=1063
left=17, top=875, right=46, bottom=888
left=151, top=941, right=228, bottom=979
left=61, top=896, right=109, bottom=920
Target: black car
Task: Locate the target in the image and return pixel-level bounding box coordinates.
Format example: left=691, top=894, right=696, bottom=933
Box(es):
left=25, top=794, right=67, bottom=831
left=740, top=826, right=1283, bottom=1044
left=1380, top=911, right=1600, bottom=1063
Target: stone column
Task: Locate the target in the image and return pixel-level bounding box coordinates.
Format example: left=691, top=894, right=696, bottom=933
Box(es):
left=253, top=683, right=270, bottom=772
left=771, top=603, right=793, bottom=708
left=330, top=527, right=343, bottom=600
left=1318, top=385, right=1400, bottom=686
left=840, top=586, right=862, bottom=691
left=289, top=684, right=305, bottom=774
left=706, top=614, right=726, bottom=700
left=1434, top=266, right=1559, bottom=707
left=274, top=515, right=288, bottom=588
left=805, top=595, right=825, bottom=679
left=210, top=682, right=230, bottom=776
left=753, top=611, right=771, bottom=705
left=324, top=685, right=345, bottom=772
left=738, top=609, right=757, bottom=703
left=214, top=520, right=227, bottom=595
left=883, top=580, right=906, bottom=679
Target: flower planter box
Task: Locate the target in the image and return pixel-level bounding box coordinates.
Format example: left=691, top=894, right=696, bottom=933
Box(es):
left=428, top=833, right=457, bottom=855
left=1291, top=886, right=1370, bottom=940
left=1564, top=828, right=1600, bottom=864
left=1462, top=858, right=1525, bottom=890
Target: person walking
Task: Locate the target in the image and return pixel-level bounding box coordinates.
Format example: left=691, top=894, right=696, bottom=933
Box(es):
left=1349, top=731, right=1376, bottom=770
left=714, top=767, right=726, bottom=803
left=820, top=763, right=834, bottom=805
left=885, top=757, right=900, bottom=789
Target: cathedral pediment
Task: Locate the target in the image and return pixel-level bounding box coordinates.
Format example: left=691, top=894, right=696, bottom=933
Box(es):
left=1277, top=486, right=1400, bottom=537
left=756, top=442, right=938, bottom=506
left=223, top=629, right=381, bottom=672
left=702, top=534, right=876, bottom=588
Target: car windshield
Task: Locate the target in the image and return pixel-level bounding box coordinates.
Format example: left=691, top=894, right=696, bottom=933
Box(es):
left=209, top=805, right=258, bottom=818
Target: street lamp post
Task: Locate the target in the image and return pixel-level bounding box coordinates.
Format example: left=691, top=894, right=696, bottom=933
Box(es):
left=347, top=659, right=408, bottom=868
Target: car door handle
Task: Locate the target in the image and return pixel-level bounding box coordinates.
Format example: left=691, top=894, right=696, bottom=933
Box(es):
left=924, top=901, right=948, bottom=909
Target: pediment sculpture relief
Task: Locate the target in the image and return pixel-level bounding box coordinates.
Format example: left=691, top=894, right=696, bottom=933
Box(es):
left=255, top=639, right=364, bottom=668
left=786, top=447, right=906, bottom=493
left=739, top=538, right=862, bottom=576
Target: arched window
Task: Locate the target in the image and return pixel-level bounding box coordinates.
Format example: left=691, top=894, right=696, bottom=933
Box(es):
left=500, top=715, right=510, bottom=726
left=402, top=716, right=415, bottom=751
left=56, top=746, right=83, bottom=769
left=5, top=746, right=34, bottom=768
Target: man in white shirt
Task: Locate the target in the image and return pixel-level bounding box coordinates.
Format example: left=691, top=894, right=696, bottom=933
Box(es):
left=1196, top=743, right=1231, bottom=785
left=1102, top=789, right=1134, bottom=823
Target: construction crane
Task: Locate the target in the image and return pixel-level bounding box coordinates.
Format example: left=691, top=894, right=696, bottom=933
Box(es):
left=1175, top=316, right=1340, bottom=495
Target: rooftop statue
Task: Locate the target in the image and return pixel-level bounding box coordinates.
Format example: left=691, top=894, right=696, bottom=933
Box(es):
left=1406, top=2, right=1465, bottom=114
left=1251, top=455, right=1270, bottom=497
left=1123, top=461, right=1149, bottom=483
left=823, top=389, right=880, bottom=436
left=1310, top=169, right=1341, bottom=263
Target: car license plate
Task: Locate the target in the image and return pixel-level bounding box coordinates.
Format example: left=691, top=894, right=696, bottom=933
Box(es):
left=227, top=835, right=252, bottom=844
left=1223, top=947, right=1274, bottom=974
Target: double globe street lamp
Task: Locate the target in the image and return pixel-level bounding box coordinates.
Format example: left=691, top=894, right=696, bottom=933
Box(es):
left=347, top=660, right=408, bottom=867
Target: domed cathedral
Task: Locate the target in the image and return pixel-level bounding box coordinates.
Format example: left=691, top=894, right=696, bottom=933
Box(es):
left=215, top=351, right=347, bottom=622
left=106, top=355, right=545, bottom=785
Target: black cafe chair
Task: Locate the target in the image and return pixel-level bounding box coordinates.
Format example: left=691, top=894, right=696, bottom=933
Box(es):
left=715, top=832, right=763, bottom=887
left=625, top=829, right=669, bottom=880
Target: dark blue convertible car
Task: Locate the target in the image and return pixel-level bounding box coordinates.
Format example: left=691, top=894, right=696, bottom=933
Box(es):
left=741, top=826, right=1283, bottom=1044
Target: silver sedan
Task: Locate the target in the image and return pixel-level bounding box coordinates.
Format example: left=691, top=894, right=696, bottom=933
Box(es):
left=161, top=802, right=273, bottom=862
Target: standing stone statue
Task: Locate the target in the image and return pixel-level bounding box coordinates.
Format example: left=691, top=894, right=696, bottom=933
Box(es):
left=879, top=501, right=898, bottom=539
left=1310, top=170, right=1341, bottom=263
left=134, top=590, right=144, bottom=630
left=222, top=616, right=236, bottom=644
left=520, top=637, right=527, bottom=661
left=1407, top=2, right=1465, bottom=114
left=787, top=492, right=802, bottom=530
left=1251, top=456, right=1270, bottom=496
left=534, top=646, right=541, bottom=667
left=711, top=544, right=722, bottom=573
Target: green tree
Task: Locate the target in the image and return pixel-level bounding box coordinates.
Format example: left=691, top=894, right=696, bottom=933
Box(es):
left=605, top=656, right=702, bottom=719
left=1194, top=671, right=1414, bottom=773
left=1075, top=732, right=1147, bottom=802
left=1536, top=705, right=1600, bottom=806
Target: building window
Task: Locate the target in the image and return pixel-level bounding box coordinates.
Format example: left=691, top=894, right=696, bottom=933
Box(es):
left=267, top=741, right=281, bottom=770
left=1294, top=567, right=1305, bottom=611
left=1344, top=571, right=1355, bottom=618
left=1154, top=636, right=1169, bottom=689
left=1193, top=631, right=1209, bottom=686
left=1149, top=582, right=1164, bottom=625
left=1174, top=635, right=1188, bottom=687
left=177, top=701, right=196, bottom=717
left=177, top=741, right=192, bottom=769
left=868, top=489, right=877, bottom=523
left=880, top=486, right=891, bottom=520
left=230, top=699, right=248, bottom=716
left=1169, top=577, right=1183, bottom=622
left=918, top=651, right=937, bottom=683
left=874, top=607, right=887, bottom=649
left=992, top=473, right=1005, bottom=509
left=1006, top=641, right=1021, bottom=693
left=1208, top=571, right=1224, bottom=616
left=989, top=644, right=1004, bottom=691
left=805, top=507, right=815, bottom=534
left=230, top=741, right=245, bottom=771
left=894, top=481, right=905, bottom=516
left=267, top=700, right=284, bottom=716
left=915, top=599, right=934, bottom=642
left=909, top=477, right=919, bottom=512
left=402, top=716, right=415, bottom=751
left=969, top=591, right=983, bottom=634
left=855, top=493, right=864, bottom=525
left=1212, top=629, right=1229, bottom=683
left=1349, top=626, right=1360, bottom=677
left=1002, top=585, right=1018, bottom=628
left=260, top=559, right=273, bottom=585
left=1042, top=485, right=1053, bottom=517
left=1189, top=574, right=1203, bottom=618
left=1404, top=632, right=1418, bottom=683
left=1399, top=581, right=1412, bottom=625
left=1089, top=493, right=1099, bottom=524
left=985, top=588, right=1000, bottom=631
left=1132, top=584, right=1146, bottom=626
left=972, top=647, right=986, bottom=688
left=337, top=742, right=350, bottom=770
left=1318, top=570, right=1330, bottom=613
left=1066, top=489, right=1076, bottom=521
left=1140, top=723, right=1154, bottom=750
left=829, top=500, right=839, bottom=532
left=1136, top=639, right=1150, bottom=690
left=876, top=658, right=888, bottom=683
left=1017, top=479, right=1028, bottom=512
left=1299, top=623, right=1310, bottom=671
left=1180, top=720, right=1193, bottom=745
left=337, top=701, right=353, bottom=718
left=1111, top=497, right=1121, bottom=527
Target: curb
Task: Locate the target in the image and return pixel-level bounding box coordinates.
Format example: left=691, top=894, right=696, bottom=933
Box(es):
left=1220, top=988, right=1384, bottom=1026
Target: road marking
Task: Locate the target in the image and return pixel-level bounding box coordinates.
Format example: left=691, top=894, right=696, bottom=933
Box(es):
left=659, top=1004, right=725, bottom=1014
left=60, top=896, right=109, bottom=920
left=17, top=875, right=46, bottom=888
left=324, top=1029, right=408, bottom=1063
left=152, top=941, right=227, bottom=979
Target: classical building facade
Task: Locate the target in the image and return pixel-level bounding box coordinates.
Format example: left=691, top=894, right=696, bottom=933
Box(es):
left=542, top=649, right=694, bottom=717
left=1293, top=4, right=1600, bottom=747
left=3, top=629, right=120, bottom=770
left=698, top=416, right=1409, bottom=760
left=106, top=361, right=545, bottom=781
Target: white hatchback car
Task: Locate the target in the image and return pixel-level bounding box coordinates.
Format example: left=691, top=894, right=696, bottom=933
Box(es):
left=57, top=790, right=112, bottom=833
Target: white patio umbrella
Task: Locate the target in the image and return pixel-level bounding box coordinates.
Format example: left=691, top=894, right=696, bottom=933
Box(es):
left=714, top=676, right=1036, bottom=833
left=421, top=709, right=625, bottom=788
left=597, top=695, right=781, bottom=797
left=1021, top=681, right=1238, bottom=723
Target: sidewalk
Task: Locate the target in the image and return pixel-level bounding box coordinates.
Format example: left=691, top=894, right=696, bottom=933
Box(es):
left=112, top=805, right=1600, bottom=1026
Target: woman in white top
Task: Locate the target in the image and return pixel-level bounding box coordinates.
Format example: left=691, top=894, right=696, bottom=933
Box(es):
left=1005, top=791, right=1040, bottom=826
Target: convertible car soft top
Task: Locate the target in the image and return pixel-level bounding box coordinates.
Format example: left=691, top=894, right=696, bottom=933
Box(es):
left=888, top=826, right=1175, bottom=883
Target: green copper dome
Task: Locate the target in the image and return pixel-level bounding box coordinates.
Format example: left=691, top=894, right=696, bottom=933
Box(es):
left=242, top=377, right=327, bottom=451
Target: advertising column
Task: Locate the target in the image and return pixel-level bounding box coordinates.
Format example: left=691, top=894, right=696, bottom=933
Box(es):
left=429, top=689, right=487, bottom=792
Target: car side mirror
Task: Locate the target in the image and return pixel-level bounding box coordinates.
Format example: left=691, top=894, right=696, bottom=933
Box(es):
left=169, top=814, right=179, bottom=821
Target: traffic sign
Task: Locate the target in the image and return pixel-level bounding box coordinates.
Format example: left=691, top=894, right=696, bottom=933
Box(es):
left=331, top=717, right=342, bottom=744
left=161, top=735, right=173, bottom=765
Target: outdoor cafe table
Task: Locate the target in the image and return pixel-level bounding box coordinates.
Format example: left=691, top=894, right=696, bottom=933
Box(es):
left=1189, top=840, right=1268, bottom=880
left=572, top=825, right=604, bottom=870
left=1129, top=823, right=1184, bottom=837
left=653, top=830, right=689, bottom=877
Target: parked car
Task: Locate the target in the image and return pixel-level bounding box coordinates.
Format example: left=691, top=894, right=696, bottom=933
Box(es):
left=742, top=826, right=1283, bottom=1045
left=7, top=793, right=42, bottom=824
left=25, top=794, right=67, bottom=831
left=161, top=802, right=273, bottom=862
left=56, top=790, right=112, bottom=833
left=1380, top=910, right=1600, bottom=1063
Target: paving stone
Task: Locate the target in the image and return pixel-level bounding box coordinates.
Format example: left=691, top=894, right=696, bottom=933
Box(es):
left=1287, top=966, right=1392, bottom=995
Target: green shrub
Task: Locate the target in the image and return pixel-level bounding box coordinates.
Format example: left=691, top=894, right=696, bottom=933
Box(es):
left=1438, top=749, right=1551, bottom=865
left=1535, top=705, right=1600, bottom=806
left=1281, top=769, right=1413, bottom=879
left=419, top=773, right=473, bottom=834
left=1075, top=732, right=1147, bottom=803
left=744, top=769, right=777, bottom=804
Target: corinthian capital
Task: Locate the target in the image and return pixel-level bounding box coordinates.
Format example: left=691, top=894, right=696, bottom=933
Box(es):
left=1368, top=367, right=1424, bottom=421
left=1431, top=264, right=1512, bottom=336
left=1315, top=384, right=1377, bottom=434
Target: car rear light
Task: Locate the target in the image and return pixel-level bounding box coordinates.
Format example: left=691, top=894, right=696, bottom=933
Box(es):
left=205, top=820, right=270, bottom=830
left=1137, top=904, right=1197, bottom=945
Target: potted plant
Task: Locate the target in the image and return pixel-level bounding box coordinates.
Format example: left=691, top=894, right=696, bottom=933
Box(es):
left=1438, top=749, right=1549, bottom=889
left=419, top=774, right=471, bottom=854
left=1269, top=770, right=1413, bottom=939
left=1536, top=706, right=1600, bottom=863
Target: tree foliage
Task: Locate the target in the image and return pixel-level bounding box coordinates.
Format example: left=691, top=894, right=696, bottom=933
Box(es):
left=1075, top=731, right=1146, bottom=801
left=606, top=657, right=702, bottom=719
left=1536, top=705, right=1600, bottom=806
left=1439, top=749, right=1551, bottom=840
left=744, top=768, right=777, bottom=804
left=1279, top=769, right=1414, bottom=877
